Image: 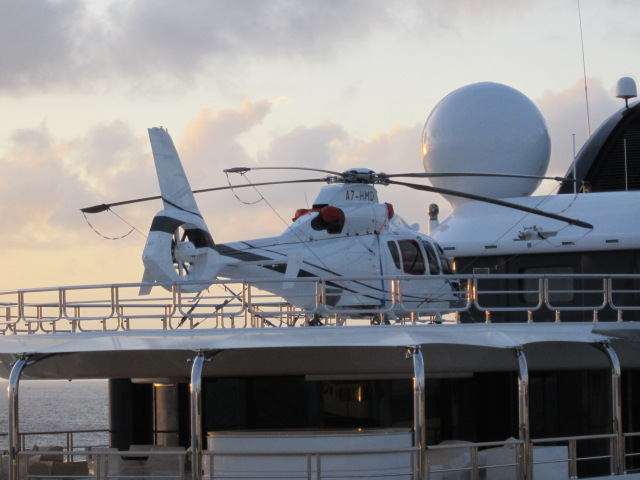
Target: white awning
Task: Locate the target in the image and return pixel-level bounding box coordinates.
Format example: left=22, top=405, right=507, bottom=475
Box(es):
left=0, top=323, right=634, bottom=380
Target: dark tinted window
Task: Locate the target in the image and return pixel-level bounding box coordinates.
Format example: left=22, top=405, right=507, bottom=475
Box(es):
left=421, top=241, right=440, bottom=275
left=398, top=240, right=426, bottom=275
left=436, top=244, right=454, bottom=274
left=387, top=241, right=401, bottom=269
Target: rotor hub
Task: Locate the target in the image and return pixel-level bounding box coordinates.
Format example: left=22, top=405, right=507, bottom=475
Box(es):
left=330, top=168, right=388, bottom=185
left=174, top=240, right=197, bottom=263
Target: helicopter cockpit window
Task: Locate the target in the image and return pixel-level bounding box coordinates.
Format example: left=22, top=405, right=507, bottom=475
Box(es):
left=436, top=244, right=454, bottom=274
left=421, top=241, right=440, bottom=275
left=387, top=241, right=401, bottom=269
left=398, top=240, right=426, bottom=275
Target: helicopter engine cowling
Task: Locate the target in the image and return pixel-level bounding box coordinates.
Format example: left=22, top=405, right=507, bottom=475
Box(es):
left=142, top=209, right=221, bottom=293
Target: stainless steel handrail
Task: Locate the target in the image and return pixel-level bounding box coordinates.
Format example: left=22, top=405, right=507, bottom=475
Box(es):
left=4, top=427, right=640, bottom=480
left=202, top=447, right=416, bottom=480
left=2, top=273, right=640, bottom=333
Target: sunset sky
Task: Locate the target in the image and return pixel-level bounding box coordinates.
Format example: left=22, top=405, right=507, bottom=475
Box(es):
left=1, top=0, right=638, bottom=290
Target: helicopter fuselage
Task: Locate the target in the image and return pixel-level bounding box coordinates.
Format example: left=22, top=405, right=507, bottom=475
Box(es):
left=215, top=183, right=459, bottom=317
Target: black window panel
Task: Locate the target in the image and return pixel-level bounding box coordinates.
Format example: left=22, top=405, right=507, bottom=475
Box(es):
left=436, top=244, right=454, bottom=274
left=387, top=241, right=401, bottom=269
left=454, top=249, right=640, bottom=322
left=398, top=240, right=426, bottom=275
left=421, top=241, right=441, bottom=275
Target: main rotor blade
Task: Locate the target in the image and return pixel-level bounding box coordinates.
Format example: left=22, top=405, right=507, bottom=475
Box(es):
left=387, top=179, right=593, bottom=229
left=80, top=178, right=328, bottom=214
left=385, top=172, right=580, bottom=183
left=224, top=166, right=344, bottom=176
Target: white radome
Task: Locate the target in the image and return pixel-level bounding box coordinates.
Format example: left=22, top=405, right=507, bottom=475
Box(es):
left=422, top=82, right=551, bottom=206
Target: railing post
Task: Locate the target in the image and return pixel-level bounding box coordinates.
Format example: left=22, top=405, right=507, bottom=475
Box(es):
left=17, top=291, right=25, bottom=323
left=397, top=279, right=404, bottom=309
left=8, top=356, right=30, bottom=480
left=316, top=280, right=327, bottom=309
left=407, top=345, right=425, bottom=480
left=596, top=342, right=625, bottom=475
left=569, top=439, right=578, bottom=479
left=470, top=446, right=479, bottom=480
left=514, top=347, right=531, bottom=480
left=190, top=353, right=206, bottom=480
left=244, top=282, right=251, bottom=326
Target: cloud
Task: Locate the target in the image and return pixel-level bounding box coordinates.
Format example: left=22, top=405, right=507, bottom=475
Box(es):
left=0, top=0, right=87, bottom=91
left=397, top=0, right=537, bottom=31
left=335, top=125, right=422, bottom=171
left=0, top=0, right=387, bottom=91
left=0, top=0, right=548, bottom=93
left=70, top=122, right=151, bottom=193
left=179, top=98, right=271, bottom=177
left=0, top=99, right=273, bottom=263
left=535, top=78, right=620, bottom=180
left=0, top=125, right=63, bottom=243
left=107, top=1, right=385, bottom=73
left=259, top=122, right=351, bottom=170
left=0, top=121, right=151, bottom=250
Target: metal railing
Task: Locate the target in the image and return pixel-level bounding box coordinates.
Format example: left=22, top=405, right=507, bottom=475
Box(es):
left=532, top=433, right=621, bottom=478
left=625, top=432, right=640, bottom=473
left=1, top=273, right=640, bottom=334
left=0, top=429, right=109, bottom=456
left=3, top=428, right=640, bottom=479
left=426, top=432, right=640, bottom=479
left=427, top=440, right=524, bottom=480
left=202, top=448, right=416, bottom=480
left=15, top=448, right=187, bottom=480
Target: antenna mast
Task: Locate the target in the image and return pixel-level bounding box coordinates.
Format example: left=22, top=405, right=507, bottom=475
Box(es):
left=578, top=0, right=591, bottom=136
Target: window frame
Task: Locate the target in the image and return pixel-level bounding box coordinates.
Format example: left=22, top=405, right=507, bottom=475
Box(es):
left=398, top=240, right=427, bottom=275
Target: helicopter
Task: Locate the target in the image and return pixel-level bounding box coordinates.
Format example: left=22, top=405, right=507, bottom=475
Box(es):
left=82, top=126, right=592, bottom=321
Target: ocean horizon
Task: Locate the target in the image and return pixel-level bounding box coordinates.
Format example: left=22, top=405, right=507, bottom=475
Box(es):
left=0, top=379, right=109, bottom=451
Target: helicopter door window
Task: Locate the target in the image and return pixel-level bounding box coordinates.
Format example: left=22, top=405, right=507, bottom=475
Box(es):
left=435, top=244, right=454, bottom=274
left=387, top=241, right=401, bottom=269
left=398, top=240, right=426, bottom=275
left=421, top=241, right=441, bottom=275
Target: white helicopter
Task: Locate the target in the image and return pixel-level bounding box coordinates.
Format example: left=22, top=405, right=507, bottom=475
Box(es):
left=82, top=127, right=592, bottom=320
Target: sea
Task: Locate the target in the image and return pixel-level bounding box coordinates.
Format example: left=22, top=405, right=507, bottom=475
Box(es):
left=0, top=379, right=109, bottom=451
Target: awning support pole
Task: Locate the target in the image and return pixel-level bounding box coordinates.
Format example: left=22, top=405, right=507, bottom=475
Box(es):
left=190, top=353, right=206, bottom=480
left=407, top=345, right=425, bottom=480
left=596, top=342, right=625, bottom=475
left=8, top=356, right=30, bottom=480
left=514, top=347, right=531, bottom=480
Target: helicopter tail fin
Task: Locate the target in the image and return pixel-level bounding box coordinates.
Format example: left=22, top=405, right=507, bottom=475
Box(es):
left=148, top=127, right=200, bottom=213
left=140, top=127, right=221, bottom=294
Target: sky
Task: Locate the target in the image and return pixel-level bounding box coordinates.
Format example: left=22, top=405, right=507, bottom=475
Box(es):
left=0, top=0, right=638, bottom=290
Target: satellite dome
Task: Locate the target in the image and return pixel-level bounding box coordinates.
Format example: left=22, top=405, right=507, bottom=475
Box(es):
left=616, top=77, right=637, bottom=100
left=422, top=82, right=551, bottom=206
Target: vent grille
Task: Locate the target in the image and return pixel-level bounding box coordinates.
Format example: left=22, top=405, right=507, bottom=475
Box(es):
left=589, top=117, right=640, bottom=191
